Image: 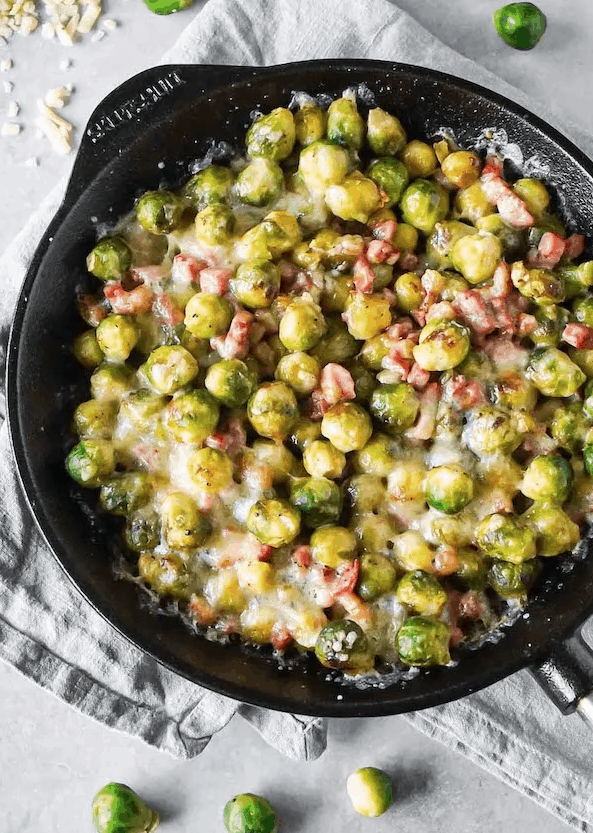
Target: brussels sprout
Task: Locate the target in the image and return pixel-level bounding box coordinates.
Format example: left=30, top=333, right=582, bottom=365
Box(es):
left=345, top=474, right=385, bottom=515
left=455, top=548, right=488, bottom=590
left=125, top=509, right=161, bottom=553
left=353, top=432, right=400, bottom=477
left=87, top=236, right=132, bottom=281
left=526, top=347, right=586, bottom=397
left=572, top=296, right=593, bottom=329
left=527, top=216, right=566, bottom=249
left=353, top=513, right=398, bottom=555
left=346, top=767, right=393, bottom=818
left=413, top=318, right=470, bottom=371
left=475, top=513, right=536, bottom=563
left=475, top=214, right=525, bottom=258
left=247, top=382, right=298, bottom=440
left=325, top=173, right=381, bottom=223
left=394, top=530, right=434, bottom=572
left=320, top=272, right=355, bottom=313
left=247, top=498, right=301, bottom=547
left=288, top=416, right=322, bottom=452
left=392, top=222, right=419, bottom=253
left=558, top=262, right=593, bottom=299
left=274, top=352, right=320, bottom=397
left=488, top=370, right=538, bottom=410
left=298, top=140, right=350, bottom=194
left=295, top=101, right=327, bottom=146
left=568, top=346, right=593, bottom=378
left=66, top=439, right=115, bottom=488
left=396, top=570, right=448, bottom=616
left=183, top=165, right=235, bottom=208
left=367, top=107, right=406, bottom=156
left=343, top=293, right=391, bottom=341
left=510, top=261, right=565, bottom=304
left=235, top=158, right=284, bottom=207
left=321, top=402, right=373, bottom=453
left=187, top=447, right=233, bottom=493
left=161, top=491, right=211, bottom=549
left=100, top=472, right=152, bottom=516
left=73, top=399, right=117, bottom=439
left=488, top=559, right=538, bottom=600
left=138, top=552, right=194, bottom=600
left=289, top=476, right=342, bottom=527
left=315, top=618, right=374, bottom=673
left=513, top=177, right=550, bottom=216
left=223, top=793, right=278, bottom=833
left=96, top=314, right=139, bottom=362
left=278, top=299, right=326, bottom=351
left=462, top=406, right=521, bottom=456
left=522, top=503, right=580, bottom=556
left=347, top=359, right=375, bottom=402
left=521, top=454, right=573, bottom=504
left=400, top=179, right=449, bottom=234
left=184, top=292, right=232, bottom=339
left=400, top=140, right=437, bottom=179
left=141, top=345, right=198, bottom=394
left=387, top=460, right=426, bottom=501
left=426, top=220, right=478, bottom=270
left=358, top=332, right=391, bottom=371
left=326, top=96, right=365, bottom=150
left=136, top=190, right=184, bottom=235
left=367, top=157, right=409, bottom=206
left=302, top=439, right=346, bottom=479
left=356, top=552, right=397, bottom=601
left=550, top=403, right=590, bottom=451
left=194, top=204, right=235, bottom=246
left=119, top=390, right=167, bottom=426
left=310, top=525, right=357, bottom=568
left=246, top=107, right=295, bottom=162
left=450, top=232, right=502, bottom=284
left=394, top=272, right=424, bottom=313
left=91, top=363, right=134, bottom=400
left=369, top=383, right=420, bottom=435
left=258, top=210, right=302, bottom=257
left=164, top=389, right=219, bottom=443
left=425, top=464, right=474, bottom=514
left=441, top=150, right=481, bottom=189
left=204, top=359, right=254, bottom=408
left=230, top=260, right=281, bottom=310
left=92, top=782, right=160, bottom=833
left=527, top=304, right=567, bottom=348
left=396, top=616, right=451, bottom=666
left=454, top=181, right=495, bottom=224
left=247, top=439, right=299, bottom=483
left=73, top=329, right=105, bottom=368
left=310, top=318, right=358, bottom=364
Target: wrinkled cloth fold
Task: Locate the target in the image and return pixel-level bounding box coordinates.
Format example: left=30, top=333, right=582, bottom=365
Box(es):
left=2, top=0, right=593, bottom=828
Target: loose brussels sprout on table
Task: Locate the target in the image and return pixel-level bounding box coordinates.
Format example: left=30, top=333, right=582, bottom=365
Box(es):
left=346, top=767, right=393, bottom=818
left=92, top=782, right=160, bottom=833
left=224, top=793, right=278, bottom=833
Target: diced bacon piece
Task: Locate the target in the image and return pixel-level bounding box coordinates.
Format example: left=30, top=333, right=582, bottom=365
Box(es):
left=104, top=282, right=153, bottom=314
left=563, top=322, right=593, bottom=350
left=353, top=255, right=375, bottom=292
left=520, top=425, right=557, bottom=457
left=335, top=591, right=372, bottom=627
left=366, top=239, right=399, bottom=265
left=278, top=258, right=302, bottom=280
left=483, top=154, right=504, bottom=177
left=130, top=264, right=170, bottom=285
left=480, top=260, right=513, bottom=300
left=371, top=219, right=398, bottom=243
left=386, top=318, right=416, bottom=340
left=480, top=169, right=534, bottom=229
left=382, top=287, right=396, bottom=305
left=459, top=591, right=483, bottom=620
left=210, top=310, right=253, bottom=359
left=405, top=382, right=440, bottom=441
left=407, top=362, right=431, bottom=390
left=199, top=267, right=232, bottom=295
left=172, top=253, right=204, bottom=283
left=327, top=235, right=365, bottom=258
left=527, top=231, right=566, bottom=269
left=517, top=313, right=537, bottom=336
left=309, top=389, right=331, bottom=420
left=206, top=416, right=247, bottom=458
left=332, top=559, right=360, bottom=596
left=188, top=595, right=218, bottom=626
left=446, top=375, right=487, bottom=409
left=256, top=544, right=274, bottom=562
left=564, top=234, right=586, bottom=261
left=78, top=294, right=108, bottom=327
left=432, top=546, right=459, bottom=576
left=270, top=624, right=293, bottom=651
left=490, top=297, right=516, bottom=336
left=292, top=545, right=312, bottom=568
left=320, top=363, right=356, bottom=406
left=152, top=293, right=184, bottom=326
left=426, top=301, right=456, bottom=322
left=398, top=252, right=420, bottom=271
left=453, top=290, right=496, bottom=336
left=484, top=336, right=527, bottom=371
left=382, top=339, right=414, bottom=380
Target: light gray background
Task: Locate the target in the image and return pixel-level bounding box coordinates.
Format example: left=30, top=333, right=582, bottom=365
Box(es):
left=0, top=1, right=589, bottom=830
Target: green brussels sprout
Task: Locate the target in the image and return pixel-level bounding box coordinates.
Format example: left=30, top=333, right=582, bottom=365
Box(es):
left=454, top=181, right=495, bottom=224
left=247, top=439, right=299, bottom=483
left=521, top=454, right=573, bottom=504
left=119, top=390, right=167, bottom=426
left=187, top=447, right=233, bottom=494
left=246, top=107, right=295, bottom=161
left=298, top=140, right=350, bottom=195
left=526, top=347, right=586, bottom=397
left=345, top=475, right=386, bottom=515
left=205, top=359, right=255, bottom=408
left=66, top=439, right=114, bottom=488
left=247, top=498, right=301, bottom=547
left=475, top=513, right=536, bottom=563
left=413, top=318, right=470, bottom=371
left=274, top=352, right=320, bottom=397
left=450, top=231, right=502, bottom=284
left=96, top=314, right=139, bottom=362
left=347, top=359, right=375, bottom=402
left=100, top=472, right=153, bottom=516
left=72, top=329, right=105, bottom=368
left=135, top=190, right=184, bottom=235
left=488, top=370, right=538, bottom=410
left=87, top=237, right=132, bottom=281
left=289, top=476, right=342, bottom=528
left=357, top=333, right=392, bottom=371
left=229, top=260, right=279, bottom=310
left=343, top=293, right=391, bottom=341
left=550, top=402, right=590, bottom=450
left=425, top=464, right=474, bottom=514
left=125, top=509, right=161, bottom=553
left=527, top=216, right=566, bottom=249
left=400, top=140, right=437, bottom=179
left=572, top=296, right=593, bottom=328
left=352, top=513, right=398, bottom=555
left=346, top=767, right=392, bottom=819
left=400, top=179, right=449, bottom=235
left=568, top=346, right=593, bottom=378
left=396, top=616, right=451, bottom=666
left=288, top=417, right=322, bottom=452
left=92, top=782, right=160, bottom=833
left=73, top=399, right=117, bottom=439
left=356, top=552, right=397, bottom=601
left=161, top=491, right=211, bottom=549
left=558, top=262, right=593, bottom=299
left=367, top=157, right=409, bottom=206
left=165, top=389, right=220, bottom=443
left=522, top=503, right=580, bottom=556
left=510, top=261, right=565, bottom=304
left=235, top=158, right=284, bottom=207
left=138, top=552, right=194, bottom=600
left=321, top=272, right=355, bottom=313
left=194, top=204, right=235, bottom=246
left=394, top=531, right=435, bottom=572
left=367, top=107, right=406, bottom=156
left=247, top=382, right=298, bottom=440
left=321, top=402, right=373, bottom=453
left=302, top=439, right=346, bottom=479
left=184, top=292, right=232, bottom=338
left=141, top=345, right=198, bottom=394
left=352, top=432, right=400, bottom=477
left=396, top=570, right=448, bottom=616
left=223, top=793, right=278, bottom=833
left=514, top=177, right=550, bottom=215
left=183, top=165, right=235, bottom=208
left=369, top=382, right=420, bottom=435
left=90, top=363, right=134, bottom=401
left=455, top=548, right=488, bottom=590
left=278, top=300, right=326, bottom=351
left=441, top=150, right=482, bottom=189
left=315, top=618, right=374, bottom=673
left=475, top=214, right=525, bottom=258
left=394, top=272, right=424, bottom=313
left=310, top=525, right=357, bottom=568
left=488, top=559, right=538, bottom=599
left=462, top=406, right=521, bottom=456
left=326, top=96, right=365, bottom=150
left=311, top=318, right=358, bottom=364
left=325, top=173, right=381, bottom=224
left=425, top=220, right=477, bottom=270
left=258, top=210, right=301, bottom=257
left=295, top=101, right=327, bottom=146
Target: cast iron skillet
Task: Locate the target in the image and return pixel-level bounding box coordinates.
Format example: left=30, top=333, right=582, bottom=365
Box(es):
left=7, top=60, right=593, bottom=719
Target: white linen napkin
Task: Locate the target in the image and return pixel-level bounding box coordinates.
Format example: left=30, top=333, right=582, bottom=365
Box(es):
left=2, top=1, right=593, bottom=830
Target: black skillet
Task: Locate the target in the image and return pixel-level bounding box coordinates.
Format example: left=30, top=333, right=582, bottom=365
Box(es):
left=7, top=60, right=593, bottom=720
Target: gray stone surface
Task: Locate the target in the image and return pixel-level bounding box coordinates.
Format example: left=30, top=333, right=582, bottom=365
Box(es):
left=0, top=1, right=589, bottom=830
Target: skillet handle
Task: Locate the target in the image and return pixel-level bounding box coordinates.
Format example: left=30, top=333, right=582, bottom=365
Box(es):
left=529, top=632, right=593, bottom=726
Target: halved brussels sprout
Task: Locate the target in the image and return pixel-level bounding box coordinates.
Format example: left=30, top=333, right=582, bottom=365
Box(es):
left=488, top=559, right=538, bottom=600
left=223, top=793, right=278, bottom=833
left=321, top=402, right=373, bottom=453
left=302, top=439, right=346, bottom=479
left=315, top=618, right=374, bottom=673
left=294, top=101, right=327, bottom=147
left=278, top=299, right=326, bottom=351
left=367, top=157, right=409, bottom=206
left=194, top=204, right=235, bottom=246
left=325, top=173, right=381, bottom=223
left=356, top=552, right=397, bottom=601
left=522, top=503, right=580, bottom=557
left=343, top=293, right=391, bottom=341
left=521, top=454, right=573, bottom=504
left=310, top=525, right=357, bottom=568
left=66, top=439, right=114, bottom=488
left=205, top=359, right=256, bottom=408
left=161, top=491, right=212, bottom=549
left=298, top=140, right=350, bottom=194
left=187, top=447, right=233, bottom=494
left=100, top=472, right=152, bottom=516
left=235, top=158, right=284, bottom=207
left=441, top=150, right=481, bottom=189
left=183, top=165, right=235, bottom=208
left=96, top=314, right=139, bottom=362
left=231, top=260, right=281, bottom=309
left=184, top=293, right=233, bottom=339
left=367, top=107, right=406, bottom=156
left=165, top=389, right=220, bottom=443
left=450, top=231, right=502, bottom=284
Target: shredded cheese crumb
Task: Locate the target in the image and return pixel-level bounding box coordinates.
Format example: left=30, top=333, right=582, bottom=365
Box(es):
left=59, top=58, right=72, bottom=70
left=1, top=0, right=104, bottom=41
left=1, top=122, right=21, bottom=136
left=24, top=156, right=39, bottom=167
left=3, top=81, right=14, bottom=94
left=101, top=16, right=115, bottom=29
left=89, top=27, right=104, bottom=41
left=37, top=97, right=73, bottom=154
left=7, top=100, right=19, bottom=117
left=0, top=60, right=13, bottom=72
left=45, top=86, right=71, bottom=108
